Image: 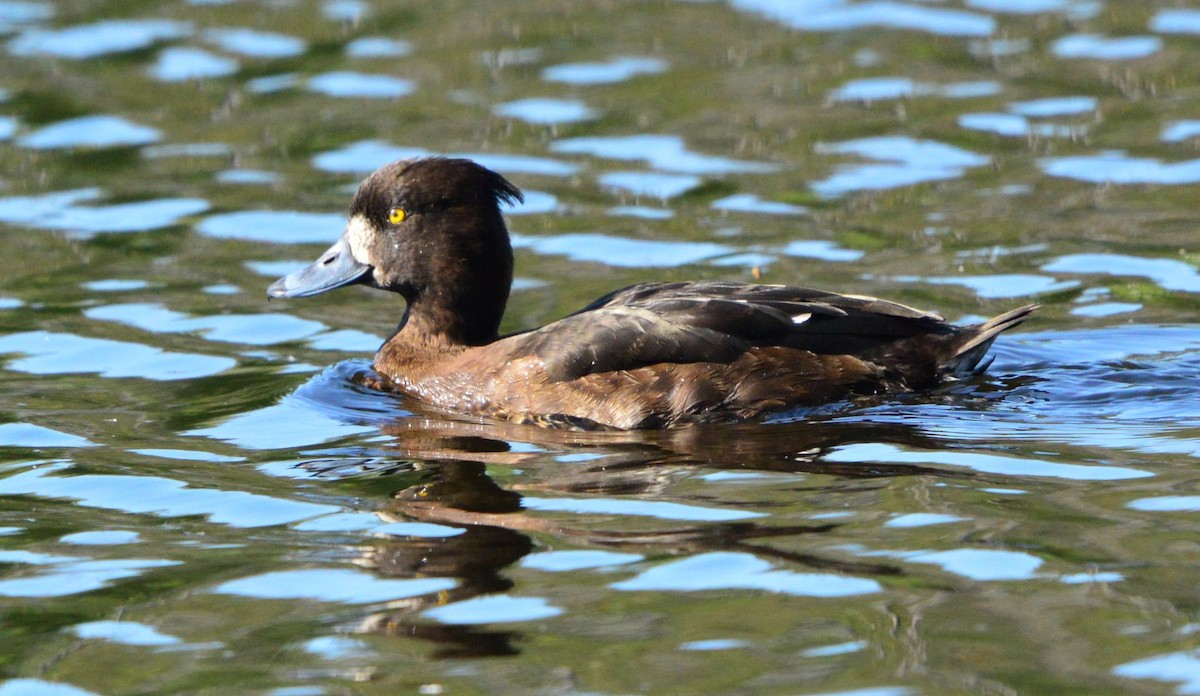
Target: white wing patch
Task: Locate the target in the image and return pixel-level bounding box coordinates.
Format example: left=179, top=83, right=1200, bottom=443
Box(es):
left=791, top=312, right=812, bottom=324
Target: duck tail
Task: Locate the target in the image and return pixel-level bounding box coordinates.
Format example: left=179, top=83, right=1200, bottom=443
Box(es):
left=947, top=304, right=1039, bottom=376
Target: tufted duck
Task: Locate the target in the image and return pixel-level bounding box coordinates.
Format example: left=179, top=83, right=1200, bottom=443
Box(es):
left=268, top=157, right=1036, bottom=429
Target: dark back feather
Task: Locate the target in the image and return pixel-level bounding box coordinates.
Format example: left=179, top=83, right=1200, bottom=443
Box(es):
left=505, top=281, right=990, bottom=383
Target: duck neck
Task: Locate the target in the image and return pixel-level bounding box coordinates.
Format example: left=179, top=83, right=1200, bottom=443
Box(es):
left=388, top=244, right=513, bottom=354
left=375, top=293, right=507, bottom=380
left=397, top=290, right=507, bottom=348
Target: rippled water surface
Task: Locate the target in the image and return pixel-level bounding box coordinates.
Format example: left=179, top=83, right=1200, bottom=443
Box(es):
left=2, top=1, right=1200, bottom=694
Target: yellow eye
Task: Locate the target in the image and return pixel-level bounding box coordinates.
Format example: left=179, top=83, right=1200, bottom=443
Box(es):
left=387, top=207, right=406, bottom=224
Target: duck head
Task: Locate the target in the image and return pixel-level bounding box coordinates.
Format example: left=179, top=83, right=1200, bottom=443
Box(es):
left=269, top=157, right=523, bottom=345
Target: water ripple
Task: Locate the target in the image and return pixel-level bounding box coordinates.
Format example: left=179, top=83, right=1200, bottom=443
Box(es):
left=195, top=210, right=346, bottom=244
left=521, top=496, right=763, bottom=522
left=1151, top=8, right=1200, bottom=34
left=505, top=190, right=559, bottom=215
left=130, top=448, right=243, bottom=463
left=511, top=232, right=731, bottom=267
left=307, top=71, right=414, bottom=99
left=1043, top=253, right=1200, bottom=292
left=61, top=531, right=140, bottom=545
left=213, top=568, right=455, bottom=604
left=423, top=595, right=563, bottom=624
left=216, top=169, right=281, bottom=185
left=894, top=272, right=1079, bottom=298
left=0, top=189, right=208, bottom=234
left=612, top=552, right=881, bottom=596
left=71, top=621, right=182, bottom=647
left=0, top=423, right=93, bottom=449
left=812, top=136, right=989, bottom=196
left=346, top=36, right=412, bottom=58
left=713, top=194, right=807, bottom=215
left=19, top=115, right=160, bottom=149
left=1161, top=120, right=1200, bottom=142
left=1113, top=651, right=1200, bottom=693
left=965, top=0, right=1071, bottom=14
left=1127, top=496, right=1200, bottom=512
left=0, top=331, right=234, bottom=381
left=84, top=302, right=328, bottom=346
left=829, top=76, right=1000, bottom=102
left=304, top=635, right=370, bottom=659
left=541, top=56, right=667, bottom=84
left=731, top=0, right=995, bottom=37
left=784, top=240, right=863, bottom=262
left=825, top=442, right=1151, bottom=480
left=245, top=73, right=299, bottom=93
left=1052, top=34, right=1162, bottom=60
left=312, top=140, right=579, bottom=176
left=1071, top=301, right=1142, bottom=318
left=803, top=640, right=868, bottom=657
left=494, top=98, right=598, bottom=125
left=188, top=387, right=380, bottom=450
left=82, top=279, right=151, bottom=292
left=608, top=205, right=673, bottom=219
left=8, top=19, right=190, bottom=59
left=1009, top=96, right=1097, bottom=116
left=869, top=548, right=1044, bottom=581
left=149, top=47, right=238, bottom=82
left=598, top=171, right=702, bottom=199
left=0, top=461, right=341, bottom=527
left=552, top=134, right=777, bottom=174
left=203, top=27, right=305, bottom=58
left=1039, top=151, right=1200, bottom=184
left=885, top=513, right=964, bottom=528
left=0, top=680, right=99, bottom=696
left=322, top=0, right=368, bottom=22
left=142, top=142, right=231, bottom=158
left=0, top=2, right=53, bottom=34
left=0, top=554, right=180, bottom=598
left=520, top=550, right=644, bottom=572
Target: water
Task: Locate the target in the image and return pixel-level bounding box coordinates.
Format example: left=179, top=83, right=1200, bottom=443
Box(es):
left=1, top=1, right=1199, bottom=693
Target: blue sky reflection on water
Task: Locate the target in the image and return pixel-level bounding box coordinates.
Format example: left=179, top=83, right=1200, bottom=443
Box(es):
left=0, top=680, right=100, bottom=696
left=306, top=71, right=414, bottom=99
left=0, top=331, right=235, bottom=380
left=149, top=47, right=238, bottom=82
left=494, top=98, right=598, bottom=125
left=812, top=136, right=990, bottom=196
left=212, top=569, right=456, bottom=604
left=70, top=621, right=182, bottom=647
left=824, top=442, right=1152, bottom=481
left=8, top=19, right=190, bottom=59
left=829, top=76, right=1001, bottom=102
left=541, top=56, right=667, bottom=84
left=422, top=595, right=563, bottom=624
left=731, top=0, right=995, bottom=36
left=0, top=462, right=341, bottom=527
left=611, top=552, right=882, bottom=596
left=18, top=116, right=162, bottom=149
left=311, top=140, right=579, bottom=176
left=0, top=188, right=207, bottom=234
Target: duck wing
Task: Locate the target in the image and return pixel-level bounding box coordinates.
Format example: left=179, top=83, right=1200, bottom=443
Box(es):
left=513, top=281, right=959, bottom=382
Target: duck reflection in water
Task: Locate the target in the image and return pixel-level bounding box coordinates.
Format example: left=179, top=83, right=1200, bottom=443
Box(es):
left=297, top=383, right=1005, bottom=657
